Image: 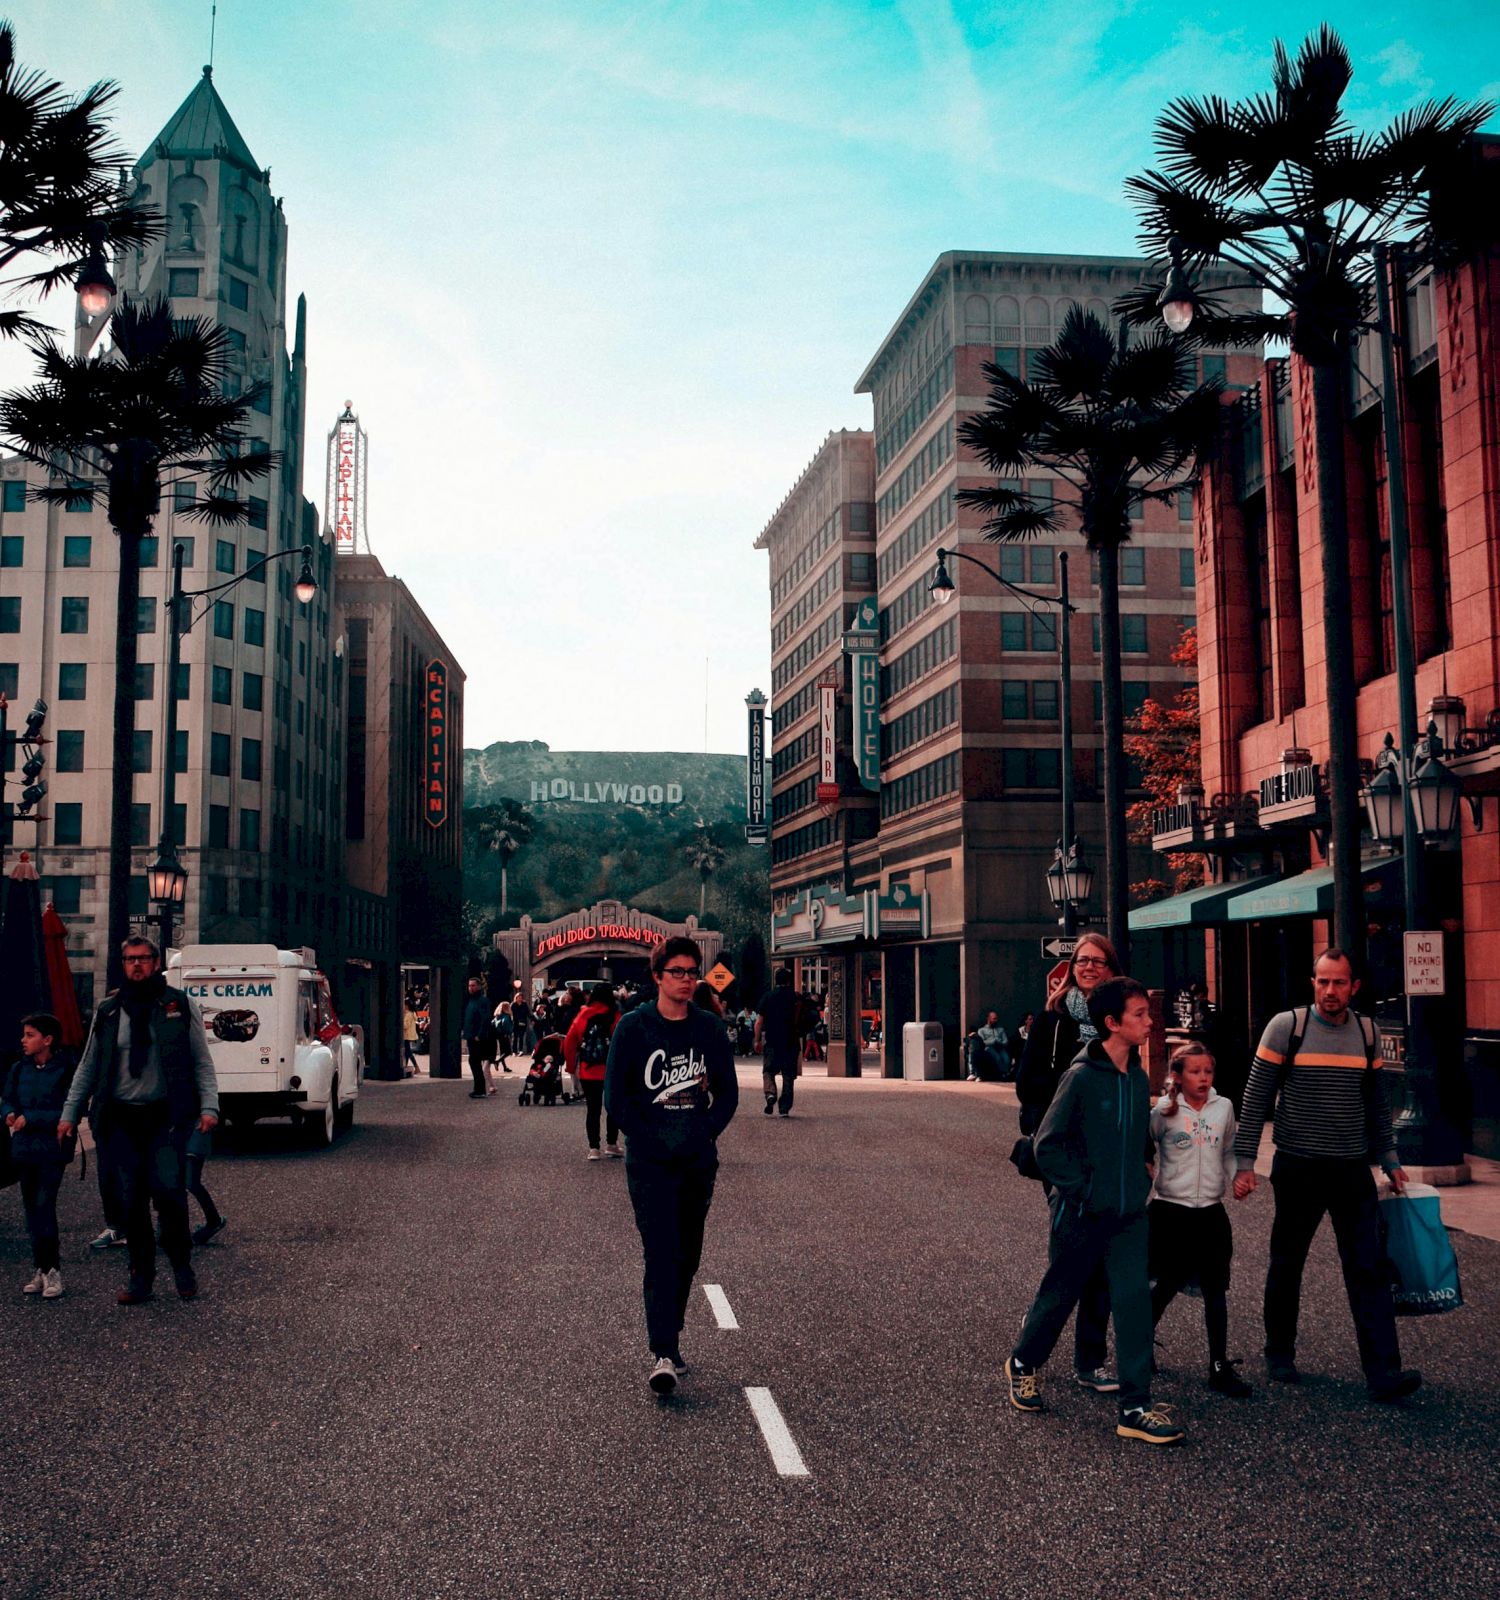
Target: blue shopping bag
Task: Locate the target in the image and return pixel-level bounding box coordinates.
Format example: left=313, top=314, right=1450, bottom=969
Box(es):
left=1379, top=1186, right=1463, bottom=1316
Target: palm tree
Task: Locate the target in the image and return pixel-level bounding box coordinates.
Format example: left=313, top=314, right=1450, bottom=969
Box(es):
left=0, top=20, right=161, bottom=340
left=470, top=799, right=535, bottom=915
left=682, top=825, right=728, bottom=921
left=1119, top=24, right=1491, bottom=960
left=958, top=306, right=1224, bottom=956
left=0, top=298, right=272, bottom=985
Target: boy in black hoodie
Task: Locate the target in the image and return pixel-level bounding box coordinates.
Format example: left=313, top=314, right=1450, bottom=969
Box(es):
left=604, top=937, right=738, bottom=1395
left=3, top=1013, right=76, bottom=1300
left=1005, top=978, right=1185, bottom=1446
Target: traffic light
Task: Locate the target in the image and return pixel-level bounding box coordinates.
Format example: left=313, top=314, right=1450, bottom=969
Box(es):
left=1, top=696, right=47, bottom=822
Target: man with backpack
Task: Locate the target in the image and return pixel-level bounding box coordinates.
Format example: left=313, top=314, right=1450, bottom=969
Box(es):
left=1232, top=947, right=1420, bottom=1402
left=565, top=982, right=620, bottom=1160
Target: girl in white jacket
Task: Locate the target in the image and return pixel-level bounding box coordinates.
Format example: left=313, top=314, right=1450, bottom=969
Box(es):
left=1149, top=1044, right=1252, bottom=1397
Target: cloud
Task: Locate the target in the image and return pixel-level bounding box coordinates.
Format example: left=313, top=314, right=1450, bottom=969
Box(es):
left=1373, top=40, right=1433, bottom=95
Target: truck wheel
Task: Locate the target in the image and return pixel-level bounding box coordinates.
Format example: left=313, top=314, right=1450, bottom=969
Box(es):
left=310, top=1080, right=338, bottom=1148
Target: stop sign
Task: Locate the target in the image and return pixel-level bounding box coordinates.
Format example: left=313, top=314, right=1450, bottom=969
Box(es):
left=1045, top=959, right=1070, bottom=999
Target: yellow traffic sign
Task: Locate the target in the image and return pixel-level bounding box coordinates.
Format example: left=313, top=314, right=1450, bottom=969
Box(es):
left=705, top=961, right=735, bottom=993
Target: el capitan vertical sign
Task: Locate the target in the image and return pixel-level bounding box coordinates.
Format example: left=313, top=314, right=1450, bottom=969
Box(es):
left=425, top=659, right=449, bottom=828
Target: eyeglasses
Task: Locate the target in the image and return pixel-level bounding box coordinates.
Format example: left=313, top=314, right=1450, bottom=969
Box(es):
left=1072, top=955, right=1112, bottom=969
left=122, top=955, right=155, bottom=965
left=661, top=967, right=701, bottom=980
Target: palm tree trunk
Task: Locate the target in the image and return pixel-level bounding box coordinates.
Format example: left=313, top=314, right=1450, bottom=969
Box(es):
left=1309, top=358, right=1365, bottom=971
left=1096, top=544, right=1130, bottom=960
left=699, top=875, right=707, bottom=920
left=106, top=520, right=143, bottom=992
left=500, top=858, right=509, bottom=917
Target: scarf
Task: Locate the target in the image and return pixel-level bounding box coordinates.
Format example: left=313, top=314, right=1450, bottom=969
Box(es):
left=1065, top=984, right=1098, bottom=1043
left=119, top=973, right=166, bottom=1078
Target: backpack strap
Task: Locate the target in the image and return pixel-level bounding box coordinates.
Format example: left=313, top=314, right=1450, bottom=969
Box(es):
left=1274, top=1007, right=1309, bottom=1098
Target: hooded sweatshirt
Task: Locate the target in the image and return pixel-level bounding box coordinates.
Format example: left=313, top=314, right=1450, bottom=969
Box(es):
left=2, top=1050, right=77, bottom=1166
left=603, top=1000, right=738, bottom=1164
left=1150, top=1087, right=1238, bottom=1208
left=1032, top=1038, right=1153, bottom=1220
left=564, top=1002, right=616, bottom=1083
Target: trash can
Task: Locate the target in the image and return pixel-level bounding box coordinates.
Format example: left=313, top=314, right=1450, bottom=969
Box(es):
left=902, top=1021, right=944, bottom=1081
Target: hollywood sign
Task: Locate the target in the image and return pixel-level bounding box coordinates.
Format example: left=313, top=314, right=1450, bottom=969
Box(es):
left=528, top=779, right=684, bottom=805
left=535, top=923, right=667, bottom=959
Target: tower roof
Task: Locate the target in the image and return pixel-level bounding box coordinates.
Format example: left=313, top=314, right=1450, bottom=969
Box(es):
left=137, top=66, right=261, bottom=179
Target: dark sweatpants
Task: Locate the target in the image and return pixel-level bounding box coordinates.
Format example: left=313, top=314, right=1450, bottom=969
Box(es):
left=1041, top=1185, right=1112, bottom=1373
left=1264, top=1151, right=1402, bottom=1381
left=762, top=1049, right=798, bottom=1114
left=19, top=1163, right=66, bottom=1270
left=625, top=1152, right=718, bottom=1358
left=1014, top=1206, right=1153, bottom=1410
left=98, top=1102, right=191, bottom=1281
left=580, top=1078, right=618, bottom=1150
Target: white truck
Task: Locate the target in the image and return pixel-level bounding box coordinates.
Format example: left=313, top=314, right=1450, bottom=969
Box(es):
left=168, top=944, right=364, bottom=1146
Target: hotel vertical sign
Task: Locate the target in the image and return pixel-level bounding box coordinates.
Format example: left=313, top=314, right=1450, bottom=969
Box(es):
left=844, top=595, right=881, bottom=791
left=745, top=688, right=767, bottom=846
left=425, top=659, right=449, bottom=828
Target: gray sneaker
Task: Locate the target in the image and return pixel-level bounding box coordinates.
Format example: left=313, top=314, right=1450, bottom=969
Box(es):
left=1074, top=1366, right=1122, bottom=1393
left=41, top=1268, right=63, bottom=1300
left=21, top=1269, right=45, bottom=1296
left=89, top=1227, right=126, bottom=1252
left=648, top=1356, right=678, bottom=1395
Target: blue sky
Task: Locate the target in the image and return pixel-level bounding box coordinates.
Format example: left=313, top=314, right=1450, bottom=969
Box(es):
left=14, top=1, right=1499, bottom=752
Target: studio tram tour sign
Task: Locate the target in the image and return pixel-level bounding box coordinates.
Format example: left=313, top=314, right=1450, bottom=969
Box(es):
left=493, top=900, right=723, bottom=992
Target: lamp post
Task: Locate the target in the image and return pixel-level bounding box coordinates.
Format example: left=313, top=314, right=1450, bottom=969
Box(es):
left=155, top=539, right=317, bottom=951
left=931, top=545, right=1091, bottom=933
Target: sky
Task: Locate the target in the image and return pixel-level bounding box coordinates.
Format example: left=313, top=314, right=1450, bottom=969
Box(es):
left=11, top=1, right=1500, bottom=753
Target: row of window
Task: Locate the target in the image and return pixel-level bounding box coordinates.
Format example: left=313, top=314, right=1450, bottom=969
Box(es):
left=878, top=567, right=933, bottom=648
left=882, top=684, right=958, bottom=762
left=877, top=418, right=954, bottom=527
left=876, top=350, right=955, bottom=472
left=772, top=725, right=817, bottom=780
left=882, top=618, right=956, bottom=701
left=0, top=593, right=269, bottom=644
left=1001, top=679, right=1060, bottom=721
left=166, top=267, right=252, bottom=311
left=0, top=485, right=267, bottom=529
left=880, top=752, right=960, bottom=820
left=772, top=678, right=818, bottom=737
left=770, top=812, right=837, bottom=866
left=773, top=557, right=839, bottom=651
left=0, top=532, right=269, bottom=575
left=1001, top=609, right=1058, bottom=653
left=877, top=485, right=956, bottom=592
left=772, top=610, right=840, bottom=695
left=989, top=346, right=1227, bottom=389
left=770, top=508, right=841, bottom=611
left=772, top=774, right=818, bottom=824
left=41, top=871, right=269, bottom=919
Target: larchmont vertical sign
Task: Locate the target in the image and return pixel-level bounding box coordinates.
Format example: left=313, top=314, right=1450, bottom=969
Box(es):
left=745, top=688, right=767, bottom=845
left=425, top=659, right=449, bottom=828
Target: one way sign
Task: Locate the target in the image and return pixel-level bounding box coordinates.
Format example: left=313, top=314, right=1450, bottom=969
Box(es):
left=1040, top=937, right=1079, bottom=959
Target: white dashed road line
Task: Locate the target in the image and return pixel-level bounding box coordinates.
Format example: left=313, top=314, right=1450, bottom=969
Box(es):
left=702, top=1283, right=739, bottom=1329
left=744, top=1387, right=810, bottom=1477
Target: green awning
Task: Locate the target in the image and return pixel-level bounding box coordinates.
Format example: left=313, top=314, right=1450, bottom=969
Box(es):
left=1129, top=875, right=1280, bottom=932
left=1223, top=854, right=1403, bottom=922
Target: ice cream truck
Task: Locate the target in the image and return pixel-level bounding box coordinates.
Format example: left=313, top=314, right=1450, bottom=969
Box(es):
left=168, top=945, right=364, bottom=1146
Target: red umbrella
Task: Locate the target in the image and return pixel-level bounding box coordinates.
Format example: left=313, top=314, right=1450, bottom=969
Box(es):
left=1, top=853, right=47, bottom=1065
left=42, top=900, right=86, bottom=1049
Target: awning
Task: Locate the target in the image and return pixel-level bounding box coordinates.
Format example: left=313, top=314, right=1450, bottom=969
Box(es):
left=1129, top=874, right=1280, bottom=932
left=1223, top=853, right=1403, bottom=922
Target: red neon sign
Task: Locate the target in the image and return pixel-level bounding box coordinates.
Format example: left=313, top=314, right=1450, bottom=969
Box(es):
left=534, top=924, right=666, bottom=960
left=425, top=659, right=448, bottom=829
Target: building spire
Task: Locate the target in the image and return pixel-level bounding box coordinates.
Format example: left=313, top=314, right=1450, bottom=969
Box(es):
left=208, top=3, right=218, bottom=74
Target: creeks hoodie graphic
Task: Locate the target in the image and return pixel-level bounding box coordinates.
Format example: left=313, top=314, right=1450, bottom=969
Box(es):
left=603, top=1001, right=738, bottom=1162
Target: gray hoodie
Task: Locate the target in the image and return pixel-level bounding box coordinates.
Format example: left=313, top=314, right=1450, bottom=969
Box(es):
left=1150, top=1087, right=1237, bottom=1208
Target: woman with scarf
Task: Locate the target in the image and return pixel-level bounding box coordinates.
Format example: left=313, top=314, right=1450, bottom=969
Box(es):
left=1014, top=932, right=1124, bottom=1395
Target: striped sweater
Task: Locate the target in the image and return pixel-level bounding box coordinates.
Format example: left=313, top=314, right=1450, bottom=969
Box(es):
left=1232, top=1007, right=1398, bottom=1171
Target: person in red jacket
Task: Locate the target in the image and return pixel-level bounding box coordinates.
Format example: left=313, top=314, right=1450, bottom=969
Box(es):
left=565, top=982, right=621, bottom=1162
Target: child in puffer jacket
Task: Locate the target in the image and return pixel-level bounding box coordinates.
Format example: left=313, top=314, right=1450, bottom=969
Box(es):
left=2, top=1013, right=76, bottom=1300
left=1149, top=1043, right=1252, bottom=1397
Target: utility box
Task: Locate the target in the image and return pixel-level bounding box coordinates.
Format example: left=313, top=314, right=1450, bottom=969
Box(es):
left=903, top=1021, right=944, bottom=1081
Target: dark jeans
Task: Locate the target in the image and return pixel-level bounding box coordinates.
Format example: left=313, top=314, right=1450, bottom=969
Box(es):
left=94, top=1121, right=126, bottom=1232
left=580, top=1078, right=617, bottom=1150
left=762, top=1050, right=797, bottom=1114
left=188, top=1154, right=222, bottom=1230
left=99, top=1101, right=191, bottom=1281
left=1264, top=1151, right=1402, bottom=1380
left=466, top=1040, right=492, bottom=1093
left=19, top=1162, right=65, bottom=1270
left=625, top=1152, right=718, bottom=1358
left=402, top=1041, right=419, bottom=1071
left=1015, top=1206, right=1153, bottom=1409
left=1039, top=1184, right=1112, bottom=1372
left=1149, top=1199, right=1233, bottom=1365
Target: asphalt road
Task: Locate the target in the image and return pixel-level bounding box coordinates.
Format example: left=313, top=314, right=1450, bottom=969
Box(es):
left=2, top=1068, right=1497, bottom=1600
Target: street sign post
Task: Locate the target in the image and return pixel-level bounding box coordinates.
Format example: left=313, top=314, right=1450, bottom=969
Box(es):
left=1045, top=959, right=1070, bottom=997
left=705, top=961, right=735, bottom=994
left=1403, top=932, right=1445, bottom=996
left=1040, top=937, right=1079, bottom=959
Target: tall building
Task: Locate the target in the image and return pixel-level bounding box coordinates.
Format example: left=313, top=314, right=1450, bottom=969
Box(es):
left=0, top=67, right=344, bottom=1009
left=759, top=252, right=1257, bottom=1074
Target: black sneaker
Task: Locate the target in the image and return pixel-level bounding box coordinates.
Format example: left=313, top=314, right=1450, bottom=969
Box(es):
left=1117, top=1404, right=1185, bottom=1445
left=174, top=1267, right=198, bottom=1301
left=1368, top=1369, right=1422, bottom=1403
left=117, top=1276, right=153, bottom=1306
left=763, top=1097, right=775, bottom=1116
left=1208, top=1359, right=1252, bottom=1398
left=192, top=1217, right=227, bottom=1247
left=670, top=1352, right=689, bottom=1376
left=648, top=1356, right=678, bottom=1395
left=1265, top=1355, right=1300, bottom=1384
left=1074, top=1366, right=1121, bottom=1394
left=1005, top=1356, right=1043, bottom=1413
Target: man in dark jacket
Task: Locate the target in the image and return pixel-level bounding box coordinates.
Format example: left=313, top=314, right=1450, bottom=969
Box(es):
left=604, top=936, right=738, bottom=1395
left=59, top=937, right=218, bottom=1305
left=462, top=977, right=496, bottom=1098
left=754, top=968, right=803, bottom=1117
left=1006, top=978, right=1184, bottom=1446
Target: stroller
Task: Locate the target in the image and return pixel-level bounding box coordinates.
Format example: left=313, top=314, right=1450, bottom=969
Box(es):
left=519, top=1033, right=565, bottom=1106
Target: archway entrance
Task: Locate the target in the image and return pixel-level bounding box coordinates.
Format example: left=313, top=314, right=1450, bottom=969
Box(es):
left=493, top=898, right=722, bottom=999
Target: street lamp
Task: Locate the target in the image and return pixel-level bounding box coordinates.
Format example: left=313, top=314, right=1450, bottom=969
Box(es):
left=75, top=225, right=116, bottom=321
left=1363, top=736, right=1404, bottom=847
left=1157, top=238, right=1197, bottom=334
left=154, top=538, right=319, bottom=950
left=930, top=545, right=1084, bottom=933
left=1060, top=844, right=1095, bottom=909
left=1409, top=726, right=1463, bottom=844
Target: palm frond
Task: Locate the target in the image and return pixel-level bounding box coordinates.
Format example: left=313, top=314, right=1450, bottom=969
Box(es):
left=1030, top=307, right=1117, bottom=401
left=1154, top=94, right=1258, bottom=188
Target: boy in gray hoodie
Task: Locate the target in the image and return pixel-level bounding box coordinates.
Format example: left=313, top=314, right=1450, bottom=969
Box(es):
left=1005, top=978, right=1184, bottom=1446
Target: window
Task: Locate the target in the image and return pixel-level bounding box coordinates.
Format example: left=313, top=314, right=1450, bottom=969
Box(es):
left=64, top=485, right=91, bottom=513
left=174, top=481, right=196, bottom=513
left=136, top=597, right=157, bottom=634
left=1000, top=613, right=1027, bottom=652
left=1202, top=354, right=1227, bottom=384
left=849, top=552, right=875, bottom=587
left=247, top=497, right=268, bottom=530
left=172, top=730, right=188, bottom=773
left=0, top=664, right=16, bottom=699
left=58, top=663, right=87, bottom=701
left=224, top=327, right=246, bottom=355
left=0, top=536, right=21, bottom=567
left=207, top=877, right=229, bottom=915
left=1122, top=615, right=1148, bottom=653
left=1129, top=498, right=1144, bottom=523
left=132, top=730, right=153, bottom=773
left=173, top=663, right=190, bottom=701
left=1093, top=681, right=1152, bottom=720
left=1002, top=749, right=1061, bottom=789
left=130, top=804, right=151, bottom=847
left=1121, top=548, right=1146, bottom=586
left=139, top=536, right=159, bottom=568
left=1032, top=680, right=1059, bottom=720
left=134, top=663, right=155, bottom=700
left=1002, top=681, right=1030, bottom=719
left=212, top=665, right=232, bottom=705
left=1031, top=611, right=1057, bottom=652
left=240, top=877, right=262, bottom=917
left=993, top=347, right=1021, bottom=377
left=241, top=737, right=262, bottom=781
left=0, top=596, right=19, bottom=632
left=214, top=601, right=234, bottom=639
left=246, top=546, right=266, bottom=581
left=56, top=731, right=84, bottom=772
left=1178, top=487, right=1194, bottom=522
left=53, top=803, right=82, bottom=846
left=242, top=672, right=263, bottom=712
left=208, top=804, right=230, bottom=848
left=2, top=481, right=25, bottom=512
left=45, top=877, right=81, bottom=915
left=63, top=535, right=92, bottom=567
left=210, top=732, right=231, bottom=777
left=216, top=539, right=236, bottom=575
left=227, top=276, right=250, bottom=310
left=1030, top=546, right=1055, bottom=587
left=999, top=547, right=1026, bottom=584
left=61, top=597, right=88, bottom=634
left=168, top=268, right=200, bottom=297
left=239, top=808, right=261, bottom=851
left=244, top=607, right=265, bottom=647
left=1179, top=548, right=1195, bottom=588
